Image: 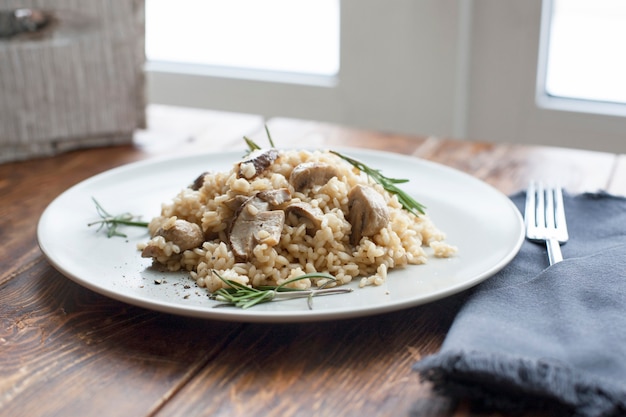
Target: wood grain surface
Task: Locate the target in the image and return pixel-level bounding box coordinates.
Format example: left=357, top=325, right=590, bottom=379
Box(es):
left=1, top=106, right=623, bottom=417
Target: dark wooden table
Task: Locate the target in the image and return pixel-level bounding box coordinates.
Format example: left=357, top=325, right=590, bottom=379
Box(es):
left=2, top=105, right=625, bottom=417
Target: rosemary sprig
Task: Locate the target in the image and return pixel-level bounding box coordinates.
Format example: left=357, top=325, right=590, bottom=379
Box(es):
left=243, top=136, right=261, bottom=153
left=210, top=270, right=352, bottom=309
left=330, top=151, right=426, bottom=215
left=243, top=125, right=276, bottom=155
left=88, top=197, right=149, bottom=238
left=264, top=124, right=276, bottom=147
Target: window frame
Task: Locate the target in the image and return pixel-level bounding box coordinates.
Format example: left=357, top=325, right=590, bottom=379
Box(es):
left=535, top=0, right=626, bottom=118
left=464, top=0, right=626, bottom=152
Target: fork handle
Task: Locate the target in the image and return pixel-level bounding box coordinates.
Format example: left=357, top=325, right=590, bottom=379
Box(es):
left=547, top=238, right=563, bottom=265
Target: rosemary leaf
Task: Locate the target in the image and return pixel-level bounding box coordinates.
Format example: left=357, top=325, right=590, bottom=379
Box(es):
left=264, top=124, right=276, bottom=147
left=330, top=150, right=426, bottom=215
left=243, top=136, right=261, bottom=153
left=243, top=124, right=275, bottom=154
left=88, top=198, right=149, bottom=238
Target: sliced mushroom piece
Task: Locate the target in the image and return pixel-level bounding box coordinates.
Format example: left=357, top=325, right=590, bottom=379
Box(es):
left=347, top=184, right=390, bottom=245
left=289, top=162, right=338, bottom=192
left=223, top=194, right=253, bottom=212
left=257, top=188, right=292, bottom=208
left=285, top=202, right=324, bottom=233
left=189, top=171, right=209, bottom=191
left=140, top=244, right=163, bottom=259
left=253, top=211, right=284, bottom=246
left=141, top=219, right=204, bottom=258
left=237, top=148, right=279, bottom=179
left=156, top=219, right=205, bottom=251
left=229, top=197, right=285, bottom=261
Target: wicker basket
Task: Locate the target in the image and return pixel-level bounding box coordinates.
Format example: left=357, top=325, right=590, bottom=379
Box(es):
left=0, top=0, right=146, bottom=163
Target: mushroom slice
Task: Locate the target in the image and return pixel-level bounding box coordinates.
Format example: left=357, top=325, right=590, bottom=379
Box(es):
left=289, top=162, right=338, bottom=192
left=257, top=188, right=292, bottom=208
left=156, top=219, right=205, bottom=251
left=141, top=219, right=204, bottom=258
left=189, top=171, right=209, bottom=191
left=253, top=211, right=285, bottom=246
left=237, top=148, right=279, bottom=179
left=229, top=197, right=285, bottom=261
left=140, top=245, right=163, bottom=259
left=285, top=202, right=324, bottom=233
left=224, top=194, right=252, bottom=212
left=347, top=184, right=390, bottom=245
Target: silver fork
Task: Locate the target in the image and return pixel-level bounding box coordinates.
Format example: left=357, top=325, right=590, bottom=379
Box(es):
left=524, top=182, right=569, bottom=265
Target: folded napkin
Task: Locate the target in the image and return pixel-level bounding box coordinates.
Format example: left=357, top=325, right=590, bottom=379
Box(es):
left=414, top=192, right=626, bottom=417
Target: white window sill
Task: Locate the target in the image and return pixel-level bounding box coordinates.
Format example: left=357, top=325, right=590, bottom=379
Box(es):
left=536, top=94, right=626, bottom=118
left=145, top=61, right=339, bottom=89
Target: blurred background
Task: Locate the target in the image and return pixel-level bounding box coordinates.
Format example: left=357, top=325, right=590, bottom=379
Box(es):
left=145, top=0, right=626, bottom=153
left=2, top=0, right=624, bottom=158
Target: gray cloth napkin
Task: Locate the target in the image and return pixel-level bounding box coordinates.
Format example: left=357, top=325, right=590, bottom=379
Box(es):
left=414, top=192, right=626, bottom=417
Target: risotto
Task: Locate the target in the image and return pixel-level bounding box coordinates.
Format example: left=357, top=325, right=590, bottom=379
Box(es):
left=138, top=148, right=456, bottom=293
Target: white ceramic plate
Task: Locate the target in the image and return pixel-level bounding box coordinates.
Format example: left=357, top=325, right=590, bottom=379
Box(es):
left=37, top=148, right=524, bottom=323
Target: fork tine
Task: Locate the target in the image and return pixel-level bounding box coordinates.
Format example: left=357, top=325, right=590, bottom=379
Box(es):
left=536, top=182, right=546, bottom=228
left=545, top=185, right=556, bottom=229
left=525, top=181, right=536, bottom=228
left=554, top=186, right=567, bottom=232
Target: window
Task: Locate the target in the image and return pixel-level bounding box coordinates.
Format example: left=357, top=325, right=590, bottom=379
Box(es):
left=145, top=0, right=340, bottom=80
left=538, top=0, right=626, bottom=114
